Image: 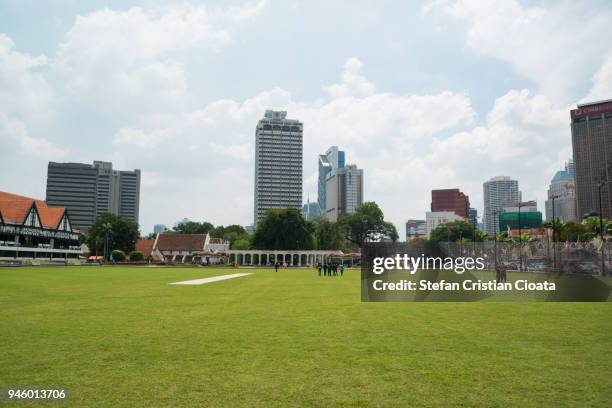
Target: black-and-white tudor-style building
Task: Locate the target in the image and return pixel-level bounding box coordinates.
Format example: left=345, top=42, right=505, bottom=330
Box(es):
left=0, top=191, right=81, bottom=263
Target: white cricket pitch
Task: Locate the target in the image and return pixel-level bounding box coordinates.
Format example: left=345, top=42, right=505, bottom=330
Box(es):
left=169, top=273, right=252, bottom=286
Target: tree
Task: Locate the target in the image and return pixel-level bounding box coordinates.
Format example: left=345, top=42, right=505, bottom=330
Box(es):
left=429, top=220, right=475, bottom=243
left=251, top=208, right=315, bottom=250
left=112, top=249, right=126, bottom=262
left=88, top=213, right=140, bottom=255
left=129, top=251, right=144, bottom=261
left=313, top=217, right=347, bottom=250
left=174, top=221, right=214, bottom=234
left=231, top=238, right=251, bottom=250
left=474, top=229, right=488, bottom=242
left=543, top=218, right=564, bottom=242
left=339, top=202, right=398, bottom=247
left=211, top=224, right=246, bottom=239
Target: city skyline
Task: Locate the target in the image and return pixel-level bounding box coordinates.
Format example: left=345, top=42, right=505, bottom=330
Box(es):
left=1, top=1, right=612, bottom=238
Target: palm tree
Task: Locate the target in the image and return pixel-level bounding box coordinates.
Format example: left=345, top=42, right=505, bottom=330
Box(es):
left=474, top=230, right=487, bottom=242
left=100, top=222, right=112, bottom=262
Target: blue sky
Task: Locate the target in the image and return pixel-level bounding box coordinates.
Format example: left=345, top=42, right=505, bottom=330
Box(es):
left=1, top=0, right=611, bottom=237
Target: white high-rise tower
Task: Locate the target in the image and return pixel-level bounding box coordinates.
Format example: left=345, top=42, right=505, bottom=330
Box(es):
left=254, top=110, right=303, bottom=225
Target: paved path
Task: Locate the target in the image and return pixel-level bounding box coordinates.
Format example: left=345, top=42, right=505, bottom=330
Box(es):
left=169, top=273, right=252, bottom=285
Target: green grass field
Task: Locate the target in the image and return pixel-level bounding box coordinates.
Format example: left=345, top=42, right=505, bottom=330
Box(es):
left=1, top=266, right=611, bottom=407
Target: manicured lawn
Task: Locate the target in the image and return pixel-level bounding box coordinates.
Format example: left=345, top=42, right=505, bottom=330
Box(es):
left=1, top=266, right=611, bottom=407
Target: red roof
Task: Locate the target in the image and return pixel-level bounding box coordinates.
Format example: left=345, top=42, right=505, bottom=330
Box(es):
left=136, top=239, right=155, bottom=257
left=0, top=191, right=66, bottom=229
left=155, top=233, right=207, bottom=251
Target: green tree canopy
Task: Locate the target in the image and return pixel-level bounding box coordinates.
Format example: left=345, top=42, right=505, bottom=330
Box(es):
left=88, top=213, right=139, bottom=254
left=174, top=221, right=214, bottom=234
left=211, top=224, right=246, bottom=239
left=313, top=217, right=347, bottom=250
left=429, top=220, right=475, bottom=243
left=339, top=202, right=398, bottom=247
left=251, top=208, right=315, bottom=250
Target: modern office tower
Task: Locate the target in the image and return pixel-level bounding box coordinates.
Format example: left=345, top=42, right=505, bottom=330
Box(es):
left=468, top=208, right=478, bottom=230
left=570, top=100, right=612, bottom=219
left=483, top=176, right=521, bottom=235
left=499, top=200, right=542, bottom=231
left=425, top=211, right=464, bottom=238
left=405, top=219, right=426, bottom=241
left=325, top=164, right=363, bottom=221
left=566, top=159, right=576, bottom=179
left=431, top=189, right=470, bottom=218
left=153, top=224, right=167, bottom=234
left=302, top=200, right=321, bottom=221
left=545, top=161, right=577, bottom=223
left=254, top=110, right=303, bottom=224
left=318, top=146, right=345, bottom=212
left=46, top=161, right=141, bottom=231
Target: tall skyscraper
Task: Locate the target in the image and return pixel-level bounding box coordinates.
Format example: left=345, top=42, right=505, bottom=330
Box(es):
left=318, top=146, right=345, bottom=212
left=325, top=164, right=363, bottom=221
left=430, top=189, right=470, bottom=219
left=545, top=160, right=577, bottom=223
left=254, top=110, right=303, bottom=224
left=570, top=100, right=612, bottom=219
left=483, top=176, right=521, bottom=235
left=46, top=161, right=141, bottom=231
left=468, top=208, right=478, bottom=230
left=302, top=200, right=321, bottom=221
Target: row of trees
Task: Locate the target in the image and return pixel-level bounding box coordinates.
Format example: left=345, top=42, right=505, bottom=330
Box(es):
left=251, top=202, right=398, bottom=250
left=83, top=201, right=398, bottom=257
left=82, top=207, right=609, bottom=258
left=426, top=217, right=611, bottom=244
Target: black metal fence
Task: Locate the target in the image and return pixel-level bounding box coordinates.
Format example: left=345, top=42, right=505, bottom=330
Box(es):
left=440, top=241, right=612, bottom=275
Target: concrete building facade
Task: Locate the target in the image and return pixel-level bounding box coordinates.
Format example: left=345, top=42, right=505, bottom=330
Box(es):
left=425, top=211, right=465, bottom=238
left=318, top=146, right=345, bottom=213
left=254, top=110, right=303, bottom=224
left=325, top=164, right=363, bottom=221
left=431, top=188, right=470, bottom=219
left=483, top=176, right=521, bottom=235
left=46, top=161, right=141, bottom=231
left=570, top=100, right=612, bottom=219
left=545, top=160, right=577, bottom=223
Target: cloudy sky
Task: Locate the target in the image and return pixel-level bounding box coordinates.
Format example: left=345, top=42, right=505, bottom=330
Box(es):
left=1, top=0, right=611, bottom=237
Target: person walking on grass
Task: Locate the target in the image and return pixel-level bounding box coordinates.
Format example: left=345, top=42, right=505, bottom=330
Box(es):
left=317, top=262, right=322, bottom=276
left=499, top=262, right=507, bottom=283
left=275, top=261, right=280, bottom=273
left=339, top=263, right=345, bottom=276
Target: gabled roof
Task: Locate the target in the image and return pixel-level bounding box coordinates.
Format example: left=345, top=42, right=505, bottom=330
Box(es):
left=0, top=191, right=67, bottom=229
left=136, top=239, right=155, bottom=258
left=155, top=233, right=207, bottom=251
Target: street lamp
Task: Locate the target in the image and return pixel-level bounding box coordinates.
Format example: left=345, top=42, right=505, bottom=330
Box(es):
left=550, top=194, right=560, bottom=274
left=493, top=210, right=502, bottom=277
left=592, top=180, right=609, bottom=276
left=517, top=201, right=525, bottom=272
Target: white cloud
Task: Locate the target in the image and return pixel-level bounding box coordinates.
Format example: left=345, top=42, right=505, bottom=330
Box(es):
left=324, top=57, right=376, bottom=99
left=423, top=89, right=569, bottom=217
left=583, top=53, right=612, bottom=102
left=424, top=0, right=612, bottom=102
left=54, top=1, right=268, bottom=117
left=111, top=58, right=477, bottom=233
left=0, top=112, right=68, bottom=158
left=0, top=33, right=53, bottom=118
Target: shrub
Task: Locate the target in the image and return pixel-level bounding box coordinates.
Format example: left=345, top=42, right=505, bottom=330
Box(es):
left=111, top=249, right=126, bottom=262
left=129, top=251, right=144, bottom=262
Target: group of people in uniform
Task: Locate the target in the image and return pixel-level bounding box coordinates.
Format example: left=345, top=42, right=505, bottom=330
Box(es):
left=316, top=262, right=345, bottom=277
